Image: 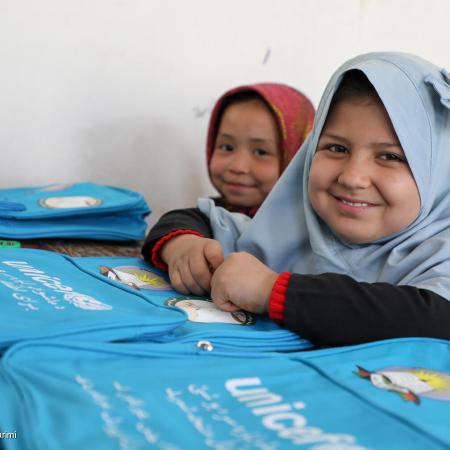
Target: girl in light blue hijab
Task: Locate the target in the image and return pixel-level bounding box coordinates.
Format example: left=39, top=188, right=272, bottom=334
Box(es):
left=160, top=52, right=450, bottom=346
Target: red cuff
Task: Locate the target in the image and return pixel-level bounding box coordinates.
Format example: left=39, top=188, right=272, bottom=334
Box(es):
left=268, top=272, right=292, bottom=325
left=151, top=230, right=204, bottom=270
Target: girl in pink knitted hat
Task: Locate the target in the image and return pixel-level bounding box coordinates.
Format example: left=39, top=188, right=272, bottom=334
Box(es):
left=142, top=83, right=314, bottom=265
left=206, top=83, right=315, bottom=217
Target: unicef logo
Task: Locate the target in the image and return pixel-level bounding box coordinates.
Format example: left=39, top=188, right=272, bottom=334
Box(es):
left=63, top=292, right=112, bottom=310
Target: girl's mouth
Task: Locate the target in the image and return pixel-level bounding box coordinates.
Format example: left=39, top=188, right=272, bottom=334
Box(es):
left=334, top=195, right=376, bottom=212
left=224, top=181, right=254, bottom=190
left=341, top=198, right=370, bottom=207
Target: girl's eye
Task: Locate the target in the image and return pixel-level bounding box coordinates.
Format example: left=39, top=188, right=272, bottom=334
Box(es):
left=217, top=143, right=234, bottom=152
left=327, top=144, right=348, bottom=153
left=254, top=148, right=269, bottom=157
left=380, top=153, right=405, bottom=162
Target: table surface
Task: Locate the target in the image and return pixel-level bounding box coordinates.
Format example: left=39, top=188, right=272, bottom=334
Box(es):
left=16, top=238, right=144, bottom=257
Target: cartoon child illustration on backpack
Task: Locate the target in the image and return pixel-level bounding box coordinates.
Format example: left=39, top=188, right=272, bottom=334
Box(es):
left=355, top=366, right=450, bottom=405
left=99, top=265, right=171, bottom=291
left=165, top=297, right=255, bottom=325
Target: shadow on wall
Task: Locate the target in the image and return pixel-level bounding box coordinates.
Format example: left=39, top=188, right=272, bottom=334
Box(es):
left=78, top=117, right=210, bottom=226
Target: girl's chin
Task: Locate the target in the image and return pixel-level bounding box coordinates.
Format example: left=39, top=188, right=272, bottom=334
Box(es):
left=224, top=197, right=259, bottom=209
left=220, top=190, right=254, bottom=204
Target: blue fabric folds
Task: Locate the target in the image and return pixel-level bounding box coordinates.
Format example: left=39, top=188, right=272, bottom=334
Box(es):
left=0, top=249, right=185, bottom=350
left=0, top=182, right=150, bottom=240
left=425, top=68, right=450, bottom=108
left=0, top=338, right=448, bottom=449
left=73, top=256, right=312, bottom=351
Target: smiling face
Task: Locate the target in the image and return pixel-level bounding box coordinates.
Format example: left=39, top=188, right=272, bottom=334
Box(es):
left=308, top=95, right=421, bottom=244
left=209, top=99, right=281, bottom=208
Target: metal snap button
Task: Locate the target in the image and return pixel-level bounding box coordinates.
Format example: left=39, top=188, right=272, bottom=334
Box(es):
left=196, top=340, right=213, bottom=351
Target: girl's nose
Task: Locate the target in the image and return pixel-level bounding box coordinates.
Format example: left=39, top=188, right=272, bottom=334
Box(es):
left=337, top=157, right=371, bottom=189
left=228, top=150, right=251, bottom=174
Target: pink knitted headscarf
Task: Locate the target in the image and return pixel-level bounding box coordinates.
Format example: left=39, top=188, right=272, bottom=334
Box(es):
left=206, top=83, right=315, bottom=216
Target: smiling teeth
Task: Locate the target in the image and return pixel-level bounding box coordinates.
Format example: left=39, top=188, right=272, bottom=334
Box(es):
left=341, top=199, right=369, bottom=207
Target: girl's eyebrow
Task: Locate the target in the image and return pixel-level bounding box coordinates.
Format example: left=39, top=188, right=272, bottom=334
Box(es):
left=218, top=133, right=275, bottom=144
left=216, top=133, right=234, bottom=139
left=320, top=132, right=401, bottom=148
left=319, top=132, right=350, bottom=144
left=373, top=142, right=402, bottom=149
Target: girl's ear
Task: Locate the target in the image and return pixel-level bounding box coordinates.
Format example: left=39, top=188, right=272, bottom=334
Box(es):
left=424, top=68, right=450, bottom=109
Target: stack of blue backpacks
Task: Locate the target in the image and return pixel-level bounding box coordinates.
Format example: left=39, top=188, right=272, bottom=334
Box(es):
left=0, top=182, right=150, bottom=240
left=0, top=247, right=449, bottom=449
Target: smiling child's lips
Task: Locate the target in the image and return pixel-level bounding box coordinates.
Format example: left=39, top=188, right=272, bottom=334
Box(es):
left=333, top=194, right=377, bottom=206
left=224, top=180, right=255, bottom=188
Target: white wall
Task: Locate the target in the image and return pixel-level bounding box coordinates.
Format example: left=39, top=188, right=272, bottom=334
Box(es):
left=1, top=0, right=449, bottom=226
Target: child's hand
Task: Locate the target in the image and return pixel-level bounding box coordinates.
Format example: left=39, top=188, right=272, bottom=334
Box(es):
left=160, top=235, right=224, bottom=295
left=211, top=252, right=278, bottom=314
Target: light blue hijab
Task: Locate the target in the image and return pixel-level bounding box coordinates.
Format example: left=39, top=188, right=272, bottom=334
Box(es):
left=199, top=52, right=450, bottom=300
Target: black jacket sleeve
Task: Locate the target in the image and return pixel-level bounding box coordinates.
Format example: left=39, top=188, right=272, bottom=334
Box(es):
left=141, top=208, right=213, bottom=262
left=284, top=272, right=450, bottom=347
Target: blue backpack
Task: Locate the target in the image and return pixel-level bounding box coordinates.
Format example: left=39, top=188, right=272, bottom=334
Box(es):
left=0, top=182, right=150, bottom=240
left=73, top=256, right=312, bottom=351
left=0, top=337, right=448, bottom=449
left=0, top=249, right=185, bottom=350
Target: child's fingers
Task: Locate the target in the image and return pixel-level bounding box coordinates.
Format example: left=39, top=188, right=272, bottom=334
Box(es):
left=203, top=241, right=224, bottom=272
left=210, top=276, right=241, bottom=312
left=178, top=263, right=207, bottom=295
left=189, top=254, right=212, bottom=293
left=212, top=295, right=241, bottom=312
left=168, top=268, right=190, bottom=295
